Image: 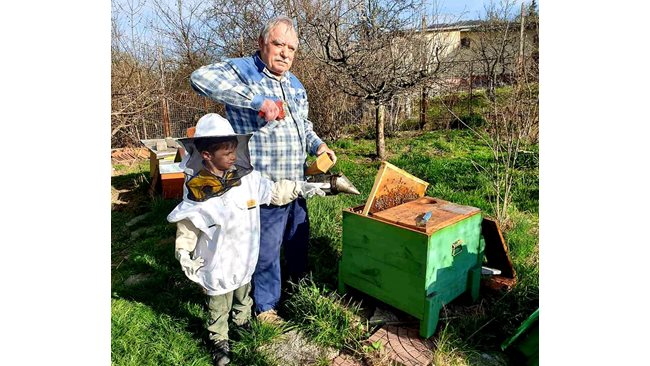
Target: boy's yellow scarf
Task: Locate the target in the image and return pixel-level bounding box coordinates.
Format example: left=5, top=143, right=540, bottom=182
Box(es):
left=186, top=166, right=251, bottom=202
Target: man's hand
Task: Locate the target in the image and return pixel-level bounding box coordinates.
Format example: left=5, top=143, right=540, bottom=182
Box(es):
left=316, top=143, right=337, bottom=165
left=258, top=99, right=285, bottom=122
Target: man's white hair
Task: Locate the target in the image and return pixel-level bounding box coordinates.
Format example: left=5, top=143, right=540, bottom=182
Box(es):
left=259, top=16, right=298, bottom=45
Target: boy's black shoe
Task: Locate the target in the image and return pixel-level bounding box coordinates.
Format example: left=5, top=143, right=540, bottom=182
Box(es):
left=211, top=340, right=230, bottom=366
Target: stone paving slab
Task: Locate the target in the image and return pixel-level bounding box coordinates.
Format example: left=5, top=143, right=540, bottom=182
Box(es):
left=262, top=329, right=339, bottom=366
left=330, top=323, right=435, bottom=366
left=330, top=352, right=364, bottom=366
left=367, top=325, right=435, bottom=366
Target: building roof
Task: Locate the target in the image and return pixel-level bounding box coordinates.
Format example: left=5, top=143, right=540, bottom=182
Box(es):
left=426, top=18, right=537, bottom=33
left=426, top=20, right=483, bottom=32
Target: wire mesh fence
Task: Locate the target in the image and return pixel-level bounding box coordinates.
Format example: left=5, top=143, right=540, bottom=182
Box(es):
left=112, top=92, right=224, bottom=148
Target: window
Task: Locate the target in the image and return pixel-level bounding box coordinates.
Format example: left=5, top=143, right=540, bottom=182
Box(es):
left=460, top=37, right=470, bottom=48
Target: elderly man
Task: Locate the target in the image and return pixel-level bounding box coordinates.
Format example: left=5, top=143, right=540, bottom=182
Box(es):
left=190, top=16, right=336, bottom=323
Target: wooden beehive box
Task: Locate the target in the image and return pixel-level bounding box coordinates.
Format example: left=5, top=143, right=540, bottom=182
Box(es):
left=339, top=197, right=484, bottom=338
left=158, top=162, right=185, bottom=199
left=141, top=138, right=179, bottom=176
left=141, top=138, right=184, bottom=199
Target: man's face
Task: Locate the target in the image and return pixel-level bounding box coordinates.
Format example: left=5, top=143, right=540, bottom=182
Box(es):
left=258, top=22, right=298, bottom=76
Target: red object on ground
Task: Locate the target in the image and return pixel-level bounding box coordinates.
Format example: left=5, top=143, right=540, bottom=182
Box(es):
left=258, top=100, right=285, bottom=120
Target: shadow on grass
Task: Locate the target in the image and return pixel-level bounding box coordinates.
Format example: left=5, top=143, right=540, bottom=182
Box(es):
left=306, top=235, right=341, bottom=290
left=111, top=171, right=152, bottom=213
left=111, top=240, right=214, bottom=348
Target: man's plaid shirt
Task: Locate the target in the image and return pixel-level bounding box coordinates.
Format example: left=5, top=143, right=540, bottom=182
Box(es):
left=190, top=52, right=324, bottom=182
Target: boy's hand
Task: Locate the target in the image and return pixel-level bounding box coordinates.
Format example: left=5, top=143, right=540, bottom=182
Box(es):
left=177, top=249, right=205, bottom=276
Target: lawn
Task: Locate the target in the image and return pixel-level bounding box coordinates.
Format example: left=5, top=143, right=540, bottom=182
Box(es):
left=111, top=129, right=538, bottom=365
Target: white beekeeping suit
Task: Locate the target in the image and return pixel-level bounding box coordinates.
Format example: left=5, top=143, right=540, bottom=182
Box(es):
left=167, top=113, right=325, bottom=295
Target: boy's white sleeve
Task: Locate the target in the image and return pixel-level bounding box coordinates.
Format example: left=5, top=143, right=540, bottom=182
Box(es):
left=175, top=219, right=200, bottom=253
left=258, top=174, right=275, bottom=205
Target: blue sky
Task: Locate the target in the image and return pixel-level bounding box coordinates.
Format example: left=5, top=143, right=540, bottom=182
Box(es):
left=435, top=0, right=531, bottom=22
left=112, top=0, right=534, bottom=43
left=113, top=0, right=533, bottom=22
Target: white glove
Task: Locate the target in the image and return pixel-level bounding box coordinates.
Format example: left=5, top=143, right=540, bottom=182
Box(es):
left=298, top=182, right=327, bottom=198
left=270, top=180, right=327, bottom=205
left=176, top=249, right=204, bottom=277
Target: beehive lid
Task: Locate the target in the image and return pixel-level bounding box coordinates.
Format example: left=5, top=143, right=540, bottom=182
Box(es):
left=371, top=197, right=480, bottom=235
left=140, top=138, right=178, bottom=158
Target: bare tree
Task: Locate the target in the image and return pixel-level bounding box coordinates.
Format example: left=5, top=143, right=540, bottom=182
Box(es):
left=465, top=0, right=522, bottom=102
left=111, top=0, right=161, bottom=146
left=446, top=0, right=539, bottom=226
left=295, top=0, right=449, bottom=159
left=151, top=0, right=213, bottom=90
left=200, top=0, right=293, bottom=58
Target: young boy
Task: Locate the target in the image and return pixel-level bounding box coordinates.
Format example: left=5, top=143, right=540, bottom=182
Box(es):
left=167, top=113, right=325, bottom=366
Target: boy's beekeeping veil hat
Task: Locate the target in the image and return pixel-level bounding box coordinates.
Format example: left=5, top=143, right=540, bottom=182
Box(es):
left=177, top=113, right=253, bottom=176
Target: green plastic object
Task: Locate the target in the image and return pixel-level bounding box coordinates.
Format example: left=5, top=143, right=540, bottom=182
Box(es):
left=501, top=309, right=539, bottom=366
left=338, top=205, right=484, bottom=338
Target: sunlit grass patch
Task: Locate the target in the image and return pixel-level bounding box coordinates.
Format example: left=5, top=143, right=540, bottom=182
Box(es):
left=282, top=277, right=367, bottom=350
left=111, top=299, right=210, bottom=366
left=230, top=320, right=287, bottom=366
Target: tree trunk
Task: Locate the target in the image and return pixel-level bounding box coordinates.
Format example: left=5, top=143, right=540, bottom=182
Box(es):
left=419, top=87, right=427, bottom=130
left=376, top=103, right=386, bottom=160
left=518, top=2, right=526, bottom=77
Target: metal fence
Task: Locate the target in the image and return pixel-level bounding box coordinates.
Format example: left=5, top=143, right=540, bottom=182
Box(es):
left=113, top=92, right=224, bottom=148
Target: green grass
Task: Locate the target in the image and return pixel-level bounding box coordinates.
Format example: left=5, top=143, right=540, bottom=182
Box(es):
left=111, top=298, right=210, bottom=366
left=282, top=277, right=366, bottom=350
left=230, top=321, right=287, bottom=365
left=111, top=128, right=538, bottom=365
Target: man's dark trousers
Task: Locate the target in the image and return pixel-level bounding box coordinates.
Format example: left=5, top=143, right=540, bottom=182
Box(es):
left=253, top=198, right=309, bottom=313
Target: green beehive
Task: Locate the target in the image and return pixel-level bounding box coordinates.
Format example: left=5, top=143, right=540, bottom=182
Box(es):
left=338, top=197, right=485, bottom=338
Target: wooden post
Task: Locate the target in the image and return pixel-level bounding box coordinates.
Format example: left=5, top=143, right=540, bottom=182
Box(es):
left=376, top=103, right=386, bottom=160
left=158, top=46, right=171, bottom=138
left=419, top=15, right=427, bottom=130
left=420, top=87, right=427, bottom=130
left=161, top=98, right=171, bottom=137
